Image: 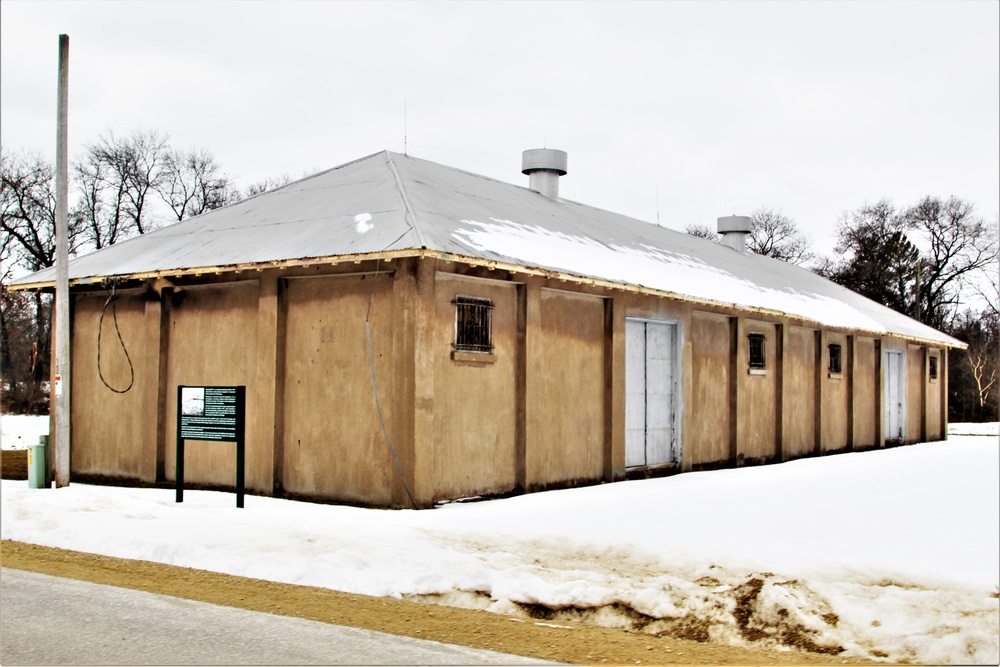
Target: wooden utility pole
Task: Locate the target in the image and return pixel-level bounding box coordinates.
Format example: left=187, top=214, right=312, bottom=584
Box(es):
left=54, top=34, right=71, bottom=487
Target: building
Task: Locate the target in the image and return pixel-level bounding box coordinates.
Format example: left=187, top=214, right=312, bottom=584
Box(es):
left=11, top=149, right=963, bottom=508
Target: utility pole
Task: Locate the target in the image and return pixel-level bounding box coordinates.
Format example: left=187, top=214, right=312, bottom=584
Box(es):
left=54, top=34, right=71, bottom=487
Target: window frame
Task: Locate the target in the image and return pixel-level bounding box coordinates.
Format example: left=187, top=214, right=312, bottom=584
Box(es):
left=453, top=295, right=494, bottom=356
left=748, top=333, right=766, bottom=372
left=929, top=355, right=938, bottom=382
left=828, top=343, right=843, bottom=376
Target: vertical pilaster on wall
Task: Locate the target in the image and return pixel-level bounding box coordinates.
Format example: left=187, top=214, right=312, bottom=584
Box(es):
left=940, top=348, right=949, bottom=440
left=776, top=323, right=787, bottom=462
left=920, top=346, right=929, bottom=442
left=385, top=262, right=415, bottom=509
left=729, top=316, right=744, bottom=466
left=680, top=310, right=695, bottom=473
left=603, top=295, right=625, bottom=481
left=154, top=294, right=171, bottom=481
left=874, top=339, right=885, bottom=448
left=411, top=257, right=437, bottom=507
left=522, top=279, right=543, bottom=489
left=814, top=330, right=825, bottom=455
left=254, top=275, right=284, bottom=495
left=515, top=283, right=528, bottom=492
left=846, top=335, right=856, bottom=452
left=139, top=295, right=165, bottom=483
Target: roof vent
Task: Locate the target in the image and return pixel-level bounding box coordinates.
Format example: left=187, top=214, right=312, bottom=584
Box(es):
left=717, top=215, right=753, bottom=253
left=521, top=149, right=567, bottom=200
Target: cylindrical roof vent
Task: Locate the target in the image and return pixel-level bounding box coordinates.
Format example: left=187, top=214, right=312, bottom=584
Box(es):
left=717, top=215, right=753, bottom=253
left=521, top=149, right=568, bottom=199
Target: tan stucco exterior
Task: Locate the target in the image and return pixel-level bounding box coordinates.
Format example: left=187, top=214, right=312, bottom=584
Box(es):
left=62, top=256, right=952, bottom=508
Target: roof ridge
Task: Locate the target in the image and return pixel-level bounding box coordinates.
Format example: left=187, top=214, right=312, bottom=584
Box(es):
left=384, top=151, right=428, bottom=249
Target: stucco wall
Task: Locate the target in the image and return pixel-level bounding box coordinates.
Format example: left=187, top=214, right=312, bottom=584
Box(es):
left=784, top=326, right=817, bottom=458
left=164, top=282, right=260, bottom=489
left=821, top=332, right=850, bottom=453
left=689, top=311, right=730, bottom=466
left=906, top=344, right=924, bottom=443
left=927, top=348, right=943, bottom=440
left=280, top=274, right=395, bottom=504
left=70, top=291, right=147, bottom=478
left=430, top=274, right=517, bottom=500
left=525, top=288, right=605, bottom=488
left=853, top=337, right=878, bottom=449
left=741, top=319, right=777, bottom=462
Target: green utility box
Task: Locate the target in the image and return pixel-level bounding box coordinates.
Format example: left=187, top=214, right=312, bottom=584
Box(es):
left=28, top=436, right=47, bottom=489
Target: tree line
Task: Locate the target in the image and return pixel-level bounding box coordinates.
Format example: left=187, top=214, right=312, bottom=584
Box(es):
left=2, top=128, right=998, bottom=421
left=688, top=201, right=997, bottom=422
left=1, top=129, right=293, bottom=412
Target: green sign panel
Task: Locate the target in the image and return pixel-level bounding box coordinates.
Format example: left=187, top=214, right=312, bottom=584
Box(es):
left=176, top=385, right=246, bottom=508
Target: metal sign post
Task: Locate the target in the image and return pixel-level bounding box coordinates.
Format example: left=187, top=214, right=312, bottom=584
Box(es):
left=175, top=386, right=246, bottom=508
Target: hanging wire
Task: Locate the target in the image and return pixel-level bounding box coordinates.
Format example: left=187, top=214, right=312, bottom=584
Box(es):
left=366, top=258, right=417, bottom=509
left=97, top=279, right=134, bottom=394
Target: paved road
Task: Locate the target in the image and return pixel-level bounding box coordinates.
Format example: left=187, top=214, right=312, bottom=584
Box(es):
left=0, top=568, right=554, bottom=665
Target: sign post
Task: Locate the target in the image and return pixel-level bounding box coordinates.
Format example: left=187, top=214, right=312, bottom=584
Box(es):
left=176, top=386, right=246, bottom=508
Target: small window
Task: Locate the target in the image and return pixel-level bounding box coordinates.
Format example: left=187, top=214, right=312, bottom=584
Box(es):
left=454, top=296, right=493, bottom=354
left=929, top=355, right=938, bottom=381
left=748, top=333, right=766, bottom=369
left=828, top=343, right=842, bottom=375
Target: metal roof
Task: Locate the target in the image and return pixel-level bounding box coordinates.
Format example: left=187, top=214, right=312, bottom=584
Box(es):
left=11, top=150, right=962, bottom=347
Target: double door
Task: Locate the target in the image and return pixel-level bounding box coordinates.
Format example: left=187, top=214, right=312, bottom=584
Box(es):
left=626, top=319, right=679, bottom=468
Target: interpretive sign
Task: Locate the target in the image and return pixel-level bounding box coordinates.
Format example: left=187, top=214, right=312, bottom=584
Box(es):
left=176, top=385, right=246, bottom=508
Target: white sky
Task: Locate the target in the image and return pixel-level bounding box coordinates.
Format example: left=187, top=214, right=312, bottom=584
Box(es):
left=2, top=0, right=998, bottom=250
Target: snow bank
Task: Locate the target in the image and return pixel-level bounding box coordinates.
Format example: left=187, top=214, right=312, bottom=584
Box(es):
left=2, top=430, right=997, bottom=664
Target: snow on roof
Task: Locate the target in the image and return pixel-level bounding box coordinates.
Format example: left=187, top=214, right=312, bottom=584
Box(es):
left=10, top=150, right=962, bottom=347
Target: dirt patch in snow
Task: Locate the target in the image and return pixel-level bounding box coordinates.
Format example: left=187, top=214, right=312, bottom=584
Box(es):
left=0, top=450, right=27, bottom=480
left=1, top=540, right=875, bottom=665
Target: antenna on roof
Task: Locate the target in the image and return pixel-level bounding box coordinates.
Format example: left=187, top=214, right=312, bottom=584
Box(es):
left=403, top=99, right=408, bottom=156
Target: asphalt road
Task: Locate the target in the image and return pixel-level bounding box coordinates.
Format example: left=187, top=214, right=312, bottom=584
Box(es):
left=0, top=568, right=554, bottom=665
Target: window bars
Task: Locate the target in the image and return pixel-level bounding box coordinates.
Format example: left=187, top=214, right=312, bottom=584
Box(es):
left=454, top=296, right=494, bottom=354
left=748, top=333, right=766, bottom=369
left=828, top=343, right=843, bottom=375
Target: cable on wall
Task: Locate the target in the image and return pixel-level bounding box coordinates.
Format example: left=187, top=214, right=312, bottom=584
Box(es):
left=366, top=258, right=418, bottom=509
left=97, top=279, right=134, bottom=394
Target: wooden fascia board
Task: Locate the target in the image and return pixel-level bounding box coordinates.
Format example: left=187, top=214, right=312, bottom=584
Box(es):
left=8, top=247, right=968, bottom=350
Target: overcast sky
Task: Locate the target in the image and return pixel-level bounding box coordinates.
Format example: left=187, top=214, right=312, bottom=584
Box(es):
left=2, top=0, right=997, bottom=252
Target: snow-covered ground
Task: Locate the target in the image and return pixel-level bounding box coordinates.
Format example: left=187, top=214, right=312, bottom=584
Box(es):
left=2, top=417, right=998, bottom=664
left=0, top=414, right=48, bottom=450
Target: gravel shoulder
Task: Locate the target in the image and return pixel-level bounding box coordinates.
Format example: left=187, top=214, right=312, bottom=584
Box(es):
left=1, top=540, right=876, bottom=666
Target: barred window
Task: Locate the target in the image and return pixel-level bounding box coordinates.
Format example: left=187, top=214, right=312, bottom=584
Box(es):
left=929, top=355, right=938, bottom=381
left=828, top=343, right=842, bottom=375
left=748, top=333, right=766, bottom=369
left=454, top=296, right=493, bottom=354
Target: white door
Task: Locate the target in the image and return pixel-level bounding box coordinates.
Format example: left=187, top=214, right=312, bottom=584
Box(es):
left=625, top=320, right=648, bottom=467
left=625, top=319, right=678, bottom=468
left=885, top=351, right=903, bottom=441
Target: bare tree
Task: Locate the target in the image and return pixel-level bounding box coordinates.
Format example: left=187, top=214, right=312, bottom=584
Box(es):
left=902, top=196, right=998, bottom=329
left=160, top=148, right=238, bottom=221
left=821, top=199, right=920, bottom=316
left=947, top=307, right=1000, bottom=421
left=686, top=209, right=813, bottom=266
left=73, top=129, right=170, bottom=249
left=1, top=149, right=82, bottom=270
left=684, top=223, right=717, bottom=241
left=238, top=174, right=294, bottom=199
left=0, top=149, right=67, bottom=397
left=747, top=207, right=813, bottom=265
